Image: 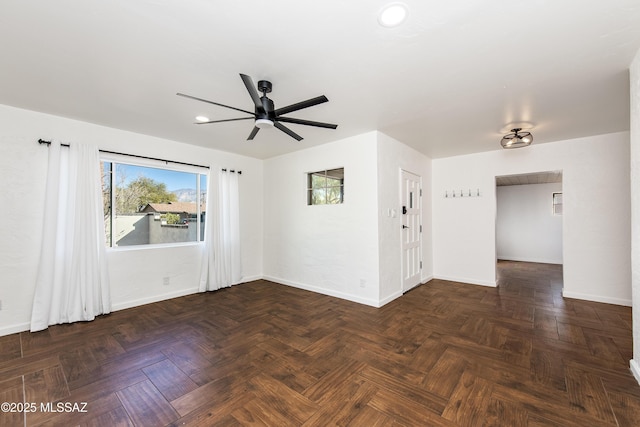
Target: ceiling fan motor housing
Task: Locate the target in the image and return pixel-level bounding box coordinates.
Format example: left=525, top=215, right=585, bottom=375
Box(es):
left=259, top=96, right=275, bottom=120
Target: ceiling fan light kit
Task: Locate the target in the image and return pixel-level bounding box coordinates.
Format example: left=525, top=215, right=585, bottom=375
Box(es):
left=500, top=128, right=533, bottom=149
left=255, top=119, right=274, bottom=129
left=178, top=73, right=337, bottom=141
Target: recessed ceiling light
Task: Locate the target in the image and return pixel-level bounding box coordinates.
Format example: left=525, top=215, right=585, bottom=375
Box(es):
left=195, top=115, right=210, bottom=122
left=378, top=2, right=408, bottom=27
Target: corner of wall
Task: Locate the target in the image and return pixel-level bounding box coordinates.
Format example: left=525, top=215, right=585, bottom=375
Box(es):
left=629, top=46, right=640, bottom=376
left=631, top=359, right=640, bottom=386
left=262, top=132, right=381, bottom=306
left=375, top=132, right=433, bottom=305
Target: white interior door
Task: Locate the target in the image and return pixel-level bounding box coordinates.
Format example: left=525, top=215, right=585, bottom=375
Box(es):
left=401, top=170, right=422, bottom=292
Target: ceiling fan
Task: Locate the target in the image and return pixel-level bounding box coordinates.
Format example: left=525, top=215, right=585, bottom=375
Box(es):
left=177, top=74, right=338, bottom=141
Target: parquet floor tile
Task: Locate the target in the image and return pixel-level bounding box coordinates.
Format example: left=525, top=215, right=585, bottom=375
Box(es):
left=1, top=261, right=639, bottom=426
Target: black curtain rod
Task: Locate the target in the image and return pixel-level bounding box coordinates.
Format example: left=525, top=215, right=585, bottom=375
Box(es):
left=38, top=138, right=211, bottom=170
left=221, top=168, right=242, bottom=174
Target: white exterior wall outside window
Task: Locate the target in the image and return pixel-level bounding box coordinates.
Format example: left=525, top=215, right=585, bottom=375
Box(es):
left=101, top=156, right=208, bottom=248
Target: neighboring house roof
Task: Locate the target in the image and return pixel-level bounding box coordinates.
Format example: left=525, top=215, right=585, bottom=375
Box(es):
left=142, top=202, right=205, bottom=214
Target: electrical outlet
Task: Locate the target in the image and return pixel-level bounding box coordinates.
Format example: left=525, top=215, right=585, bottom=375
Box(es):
left=359, top=279, right=366, bottom=288
left=163, top=277, right=170, bottom=286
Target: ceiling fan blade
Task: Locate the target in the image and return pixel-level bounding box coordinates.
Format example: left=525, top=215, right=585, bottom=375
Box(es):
left=247, top=126, right=260, bottom=140
left=240, top=74, right=265, bottom=114
left=195, top=117, right=254, bottom=124
left=274, top=122, right=303, bottom=141
left=276, top=117, right=338, bottom=129
left=177, top=93, right=255, bottom=116
left=274, top=95, right=328, bottom=116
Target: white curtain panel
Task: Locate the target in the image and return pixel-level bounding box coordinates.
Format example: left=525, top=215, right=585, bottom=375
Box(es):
left=30, top=142, right=111, bottom=332
left=199, top=169, right=242, bottom=291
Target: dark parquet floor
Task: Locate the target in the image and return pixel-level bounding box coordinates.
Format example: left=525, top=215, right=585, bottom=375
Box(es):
left=1, top=261, right=639, bottom=426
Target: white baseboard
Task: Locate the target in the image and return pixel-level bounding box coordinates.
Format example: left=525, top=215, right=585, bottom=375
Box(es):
left=112, top=287, right=200, bottom=312
left=631, top=360, right=640, bottom=386
left=422, top=274, right=434, bottom=283
left=562, top=290, right=632, bottom=307
left=240, top=275, right=263, bottom=283
left=0, top=279, right=261, bottom=338
left=0, top=322, right=30, bottom=337
left=379, top=276, right=433, bottom=307
left=379, top=291, right=403, bottom=307
left=399, top=276, right=433, bottom=294
left=263, top=275, right=380, bottom=308
left=497, top=256, right=562, bottom=265
left=0, top=289, right=203, bottom=337
left=432, top=275, right=497, bottom=288
left=112, top=275, right=263, bottom=313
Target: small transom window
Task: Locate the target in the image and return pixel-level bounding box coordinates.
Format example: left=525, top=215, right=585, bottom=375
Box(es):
left=307, top=168, right=344, bottom=205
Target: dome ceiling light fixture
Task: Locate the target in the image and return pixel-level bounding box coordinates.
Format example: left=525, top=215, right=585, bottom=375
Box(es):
left=500, top=128, right=533, bottom=149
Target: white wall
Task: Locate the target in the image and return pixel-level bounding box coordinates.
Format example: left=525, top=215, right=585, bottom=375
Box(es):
left=1, top=101, right=633, bottom=337
left=262, top=132, right=381, bottom=306
left=376, top=132, right=433, bottom=304
left=630, top=48, right=640, bottom=382
left=0, top=104, right=432, bottom=334
left=262, top=131, right=432, bottom=307
left=496, top=183, right=563, bottom=264
left=262, top=131, right=434, bottom=307
left=433, top=132, right=631, bottom=305
left=0, top=104, right=263, bottom=336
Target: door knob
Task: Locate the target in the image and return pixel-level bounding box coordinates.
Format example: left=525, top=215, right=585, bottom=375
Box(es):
left=402, top=225, right=409, bottom=229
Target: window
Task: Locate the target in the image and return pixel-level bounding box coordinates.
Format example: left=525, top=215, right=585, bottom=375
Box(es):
left=102, top=160, right=207, bottom=247
left=552, top=192, right=563, bottom=215
left=307, top=168, right=344, bottom=205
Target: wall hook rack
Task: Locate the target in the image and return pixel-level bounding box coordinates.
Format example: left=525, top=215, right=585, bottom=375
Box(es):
left=444, top=188, right=481, bottom=198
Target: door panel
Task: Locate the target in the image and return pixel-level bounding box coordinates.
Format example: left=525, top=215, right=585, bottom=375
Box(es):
left=401, top=170, right=422, bottom=292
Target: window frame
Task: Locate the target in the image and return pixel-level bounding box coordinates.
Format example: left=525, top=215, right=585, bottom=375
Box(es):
left=307, top=168, right=345, bottom=205
left=101, top=153, right=208, bottom=249
left=552, top=192, right=563, bottom=216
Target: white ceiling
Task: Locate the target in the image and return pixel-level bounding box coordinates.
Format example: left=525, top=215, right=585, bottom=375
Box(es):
left=1, top=1, right=639, bottom=160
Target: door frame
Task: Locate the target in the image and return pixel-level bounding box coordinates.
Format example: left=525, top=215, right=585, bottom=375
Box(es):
left=400, top=168, right=423, bottom=293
